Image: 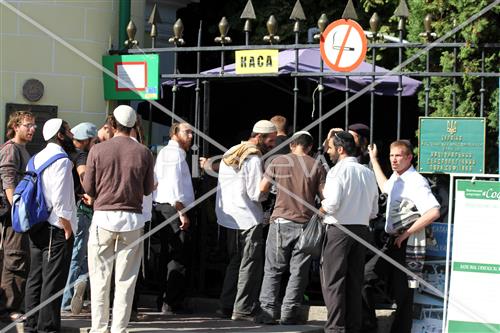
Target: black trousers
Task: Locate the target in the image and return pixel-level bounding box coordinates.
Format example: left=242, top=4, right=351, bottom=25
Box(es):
left=153, top=203, right=190, bottom=309
left=24, top=222, right=73, bottom=333
left=321, top=224, right=369, bottom=333
left=363, top=237, right=413, bottom=333
left=0, top=214, right=30, bottom=313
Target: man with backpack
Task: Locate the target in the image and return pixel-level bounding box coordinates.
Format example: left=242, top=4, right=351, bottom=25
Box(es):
left=23, top=118, right=76, bottom=333
left=0, top=110, right=35, bottom=321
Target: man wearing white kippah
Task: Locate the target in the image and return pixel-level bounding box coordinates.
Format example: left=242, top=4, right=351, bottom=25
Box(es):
left=216, top=120, right=277, bottom=321
left=83, top=105, right=154, bottom=333
left=24, top=118, right=76, bottom=333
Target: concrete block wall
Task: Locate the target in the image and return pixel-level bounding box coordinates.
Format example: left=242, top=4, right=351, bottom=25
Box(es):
left=0, top=0, right=122, bottom=136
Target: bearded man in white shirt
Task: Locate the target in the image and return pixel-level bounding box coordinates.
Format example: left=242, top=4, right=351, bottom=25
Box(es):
left=24, top=118, right=77, bottom=333
left=153, top=122, right=195, bottom=314
left=215, top=120, right=277, bottom=321
left=319, top=131, right=379, bottom=333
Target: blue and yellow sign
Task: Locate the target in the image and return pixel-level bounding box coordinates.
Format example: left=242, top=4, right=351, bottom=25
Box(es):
left=418, top=117, right=485, bottom=174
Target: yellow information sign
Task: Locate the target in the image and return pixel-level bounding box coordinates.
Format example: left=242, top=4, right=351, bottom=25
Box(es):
left=235, top=50, right=279, bottom=74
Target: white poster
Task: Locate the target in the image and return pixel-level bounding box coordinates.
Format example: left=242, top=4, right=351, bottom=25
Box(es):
left=446, top=180, right=500, bottom=333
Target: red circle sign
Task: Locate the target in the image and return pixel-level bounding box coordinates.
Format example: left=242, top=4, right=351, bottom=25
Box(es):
left=320, top=19, right=367, bottom=72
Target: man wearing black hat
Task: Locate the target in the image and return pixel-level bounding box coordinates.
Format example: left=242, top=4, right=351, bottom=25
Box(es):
left=216, top=120, right=277, bottom=321
left=348, top=123, right=371, bottom=165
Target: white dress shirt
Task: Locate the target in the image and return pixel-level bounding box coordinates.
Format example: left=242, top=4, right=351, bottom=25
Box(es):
left=384, top=166, right=440, bottom=233
left=129, top=136, right=153, bottom=222
left=153, top=140, right=195, bottom=207
left=216, top=155, right=266, bottom=230
left=322, top=157, right=379, bottom=226
left=33, top=143, right=77, bottom=233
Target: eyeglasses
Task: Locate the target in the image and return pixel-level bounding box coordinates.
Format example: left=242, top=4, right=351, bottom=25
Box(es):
left=20, top=123, right=37, bottom=130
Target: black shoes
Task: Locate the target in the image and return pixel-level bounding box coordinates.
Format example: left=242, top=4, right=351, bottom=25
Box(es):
left=254, top=311, right=277, bottom=325
left=160, top=303, right=193, bottom=315
left=215, top=308, right=233, bottom=319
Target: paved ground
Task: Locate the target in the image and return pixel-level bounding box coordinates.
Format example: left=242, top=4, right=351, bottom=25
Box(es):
left=0, top=298, right=394, bottom=333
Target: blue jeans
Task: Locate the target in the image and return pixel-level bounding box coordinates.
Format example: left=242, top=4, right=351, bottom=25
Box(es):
left=61, top=209, right=92, bottom=309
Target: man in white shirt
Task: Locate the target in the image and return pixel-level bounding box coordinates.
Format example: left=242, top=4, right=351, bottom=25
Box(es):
left=24, top=118, right=77, bottom=333
left=319, top=131, right=379, bottom=333
left=153, top=122, right=195, bottom=314
left=367, top=140, right=440, bottom=333
left=215, top=120, right=277, bottom=321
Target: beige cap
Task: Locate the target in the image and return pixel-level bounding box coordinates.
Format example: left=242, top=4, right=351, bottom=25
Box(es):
left=252, top=120, right=277, bottom=134
left=43, top=118, right=63, bottom=141
left=113, top=105, right=136, bottom=128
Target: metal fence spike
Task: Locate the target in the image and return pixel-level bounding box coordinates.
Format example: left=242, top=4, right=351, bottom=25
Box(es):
left=240, top=0, right=256, bottom=20
left=342, top=0, right=359, bottom=21
left=289, top=0, right=306, bottom=21
left=394, top=0, right=410, bottom=18
left=148, top=3, right=163, bottom=25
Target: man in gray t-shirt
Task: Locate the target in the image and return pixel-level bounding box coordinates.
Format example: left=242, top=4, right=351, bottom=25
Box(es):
left=256, top=131, right=325, bottom=325
left=0, top=110, right=35, bottom=320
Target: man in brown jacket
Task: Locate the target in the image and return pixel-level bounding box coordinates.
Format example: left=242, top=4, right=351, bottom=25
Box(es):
left=83, top=105, right=154, bottom=333
left=0, top=110, right=35, bottom=321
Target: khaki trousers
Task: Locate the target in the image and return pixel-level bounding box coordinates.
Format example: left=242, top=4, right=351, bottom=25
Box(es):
left=88, top=223, right=143, bottom=333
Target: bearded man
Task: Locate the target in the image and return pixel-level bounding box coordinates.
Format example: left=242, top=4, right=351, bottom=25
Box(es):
left=153, top=122, right=195, bottom=314
left=215, top=120, right=277, bottom=321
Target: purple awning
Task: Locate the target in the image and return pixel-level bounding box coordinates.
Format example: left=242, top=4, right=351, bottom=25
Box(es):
left=165, top=48, right=422, bottom=96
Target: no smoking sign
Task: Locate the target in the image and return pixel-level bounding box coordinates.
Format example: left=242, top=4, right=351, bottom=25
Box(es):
left=320, top=19, right=367, bottom=72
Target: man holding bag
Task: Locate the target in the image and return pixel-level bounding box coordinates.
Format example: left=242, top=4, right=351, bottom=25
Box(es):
left=256, top=131, right=326, bottom=325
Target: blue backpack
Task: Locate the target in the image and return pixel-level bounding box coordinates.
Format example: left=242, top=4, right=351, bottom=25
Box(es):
left=11, top=153, right=68, bottom=233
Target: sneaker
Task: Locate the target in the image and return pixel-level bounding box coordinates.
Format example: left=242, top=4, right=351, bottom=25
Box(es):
left=231, top=312, right=255, bottom=321
left=9, top=312, right=25, bottom=322
left=71, top=281, right=87, bottom=315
